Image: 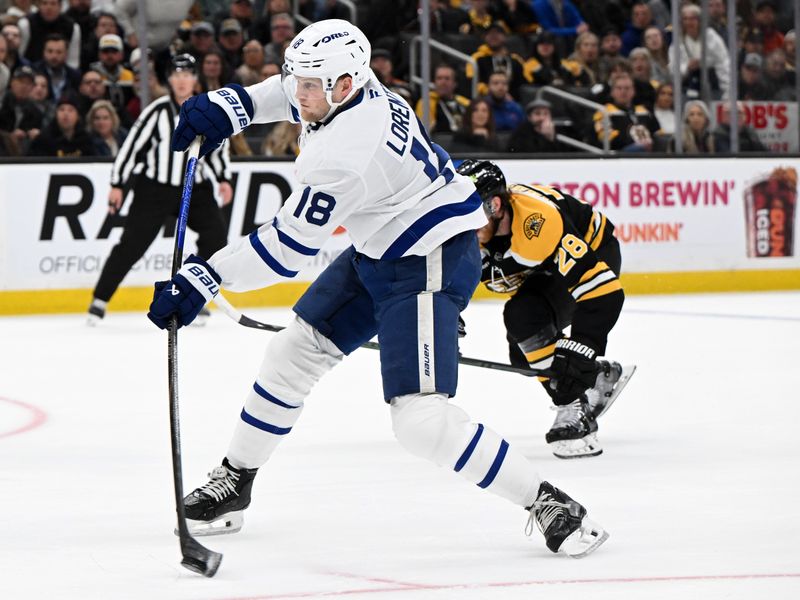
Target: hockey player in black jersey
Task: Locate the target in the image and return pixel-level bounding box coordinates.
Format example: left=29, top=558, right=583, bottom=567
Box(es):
left=457, top=159, right=635, bottom=459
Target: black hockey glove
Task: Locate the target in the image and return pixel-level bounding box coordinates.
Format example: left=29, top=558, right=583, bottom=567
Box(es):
left=147, top=255, right=221, bottom=329
left=548, top=338, right=599, bottom=405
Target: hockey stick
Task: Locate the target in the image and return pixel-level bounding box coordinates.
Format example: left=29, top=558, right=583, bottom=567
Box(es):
left=212, top=293, right=553, bottom=378
left=167, top=138, right=222, bottom=577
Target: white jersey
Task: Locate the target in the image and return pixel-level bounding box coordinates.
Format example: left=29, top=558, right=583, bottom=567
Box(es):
left=208, top=73, right=486, bottom=292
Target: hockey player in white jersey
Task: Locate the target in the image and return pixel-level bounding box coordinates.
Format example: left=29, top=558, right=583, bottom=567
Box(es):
left=148, top=19, right=608, bottom=558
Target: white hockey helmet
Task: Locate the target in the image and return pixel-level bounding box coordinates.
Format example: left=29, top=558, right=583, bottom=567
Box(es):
left=283, top=19, right=371, bottom=112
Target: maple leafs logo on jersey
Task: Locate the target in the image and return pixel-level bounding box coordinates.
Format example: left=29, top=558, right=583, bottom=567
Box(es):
left=523, top=212, right=545, bottom=239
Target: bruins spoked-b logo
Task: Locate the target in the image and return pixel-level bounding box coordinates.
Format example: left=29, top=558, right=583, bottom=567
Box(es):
left=523, top=212, right=545, bottom=239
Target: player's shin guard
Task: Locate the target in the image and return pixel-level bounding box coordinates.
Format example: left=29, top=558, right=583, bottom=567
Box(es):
left=390, top=393, right=541, bottom=508
left=226, top=316, right=343, bottom=468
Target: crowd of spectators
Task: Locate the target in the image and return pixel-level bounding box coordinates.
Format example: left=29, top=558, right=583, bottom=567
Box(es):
left=0, top=0, right=795, bottom=157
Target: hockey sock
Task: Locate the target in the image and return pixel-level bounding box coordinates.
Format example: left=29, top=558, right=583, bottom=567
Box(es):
left=227, top=316, right=343, bottom=468
left=391, top=393, right=541, bottom=507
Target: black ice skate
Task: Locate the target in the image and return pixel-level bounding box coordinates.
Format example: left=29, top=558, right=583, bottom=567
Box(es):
left=545, top=398, right=602, bottom=459
left=179, top=458, right=258, bottom=537
left=526, top=481, right=608, bottom=558
left=585, top=360, right=637, bottom=419
left=86, top=299, right=106, bottom=326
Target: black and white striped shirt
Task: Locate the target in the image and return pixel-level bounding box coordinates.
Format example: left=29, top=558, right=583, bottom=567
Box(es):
left=110, top=94, right=231, bottom=189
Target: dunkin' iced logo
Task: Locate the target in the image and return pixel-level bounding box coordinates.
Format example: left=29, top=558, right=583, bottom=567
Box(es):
left=745, top=167, right=797, bottom=257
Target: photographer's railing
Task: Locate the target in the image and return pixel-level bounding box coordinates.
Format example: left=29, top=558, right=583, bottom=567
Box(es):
left=540, top=86, right=613, bottom=155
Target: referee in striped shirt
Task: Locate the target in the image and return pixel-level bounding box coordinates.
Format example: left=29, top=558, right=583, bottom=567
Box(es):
left=88, top=54, right=232, bottom=324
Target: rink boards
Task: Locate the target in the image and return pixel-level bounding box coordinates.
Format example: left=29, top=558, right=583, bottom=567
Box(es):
left=1, top=156, right=799, bottom=315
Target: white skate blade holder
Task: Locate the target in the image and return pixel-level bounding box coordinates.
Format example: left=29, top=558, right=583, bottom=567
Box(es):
left=176, top=511, right=244, bottom=537
left=550, top=432, right=603, bottom=459
left=558, top=517, right=609, bottom=558
left=594, top=364, right=637, bottom=418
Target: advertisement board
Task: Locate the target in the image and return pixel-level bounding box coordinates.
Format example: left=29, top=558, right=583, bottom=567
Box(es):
left=1, top=157, right=799, bottom=313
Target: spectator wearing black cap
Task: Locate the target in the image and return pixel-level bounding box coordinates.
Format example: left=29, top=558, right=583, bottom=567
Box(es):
left=18, top=0, right=82, bottom=69
left=28, top=92, right=95, bottom=157
left=467, top=22, right=530, bottom=98
left=621, top=2, right=653, bottom=57
left=218, top=18, right=245, bottom=71
left=415, top=63, right=470, bottom=133
left=371, top=48, right=413, bottom=104
left=0, top=65, right=44, bottom=152
left=740, top=27, right=765, bottom=68
left=87, top=53, right=232, bottom=325
left=90, top=34, right=135, bottom=122
left=186, top=21, right=217, bottom=62
left=754, top=0, right=784, bottom=55
left=507, top=98, right=571, bottom=153
left=33, top=34, right=82, bottom=102
left=524, top=30, right=588, bottom=87
left=738, top=53, right=770, bottom=100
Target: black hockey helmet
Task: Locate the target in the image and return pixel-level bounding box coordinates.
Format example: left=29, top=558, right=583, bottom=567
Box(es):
left=456, top=159, right=508, bottom=215
left=168, top=53, right=198, bottom=76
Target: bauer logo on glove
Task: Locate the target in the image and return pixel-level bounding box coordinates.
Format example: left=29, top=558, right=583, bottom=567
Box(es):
left=147, top=255, right=222, bottom=329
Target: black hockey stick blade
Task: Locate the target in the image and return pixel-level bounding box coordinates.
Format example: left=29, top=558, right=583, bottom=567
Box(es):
left=180, top=536, right=223, bottom=577
left=213, top=294, right=554, bottom=378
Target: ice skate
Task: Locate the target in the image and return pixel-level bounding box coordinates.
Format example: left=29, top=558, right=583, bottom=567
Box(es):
left=526, top=481, right=608, bottom=558
left=586, top=360, right=637, bottom=418
left=86, top=299, right=106, bottom=326
left=178, top=458, right=258, bottom=537
left=545, top=398, right=602, bottom=459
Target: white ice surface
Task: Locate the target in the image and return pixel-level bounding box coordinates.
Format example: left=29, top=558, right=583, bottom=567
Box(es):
left=1, top=292, right=798, bottom=600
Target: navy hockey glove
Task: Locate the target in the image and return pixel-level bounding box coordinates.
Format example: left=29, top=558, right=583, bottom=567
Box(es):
left=172, top=84, right=254, bottom=157
left=548, top=338, right=599, bottom=405
left=147, top=256, right=221, bottom=329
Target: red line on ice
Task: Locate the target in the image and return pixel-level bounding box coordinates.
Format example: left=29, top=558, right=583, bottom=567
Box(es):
left=216, top=572, right=800, bottom=599
left=0, top=396, right=47, bottom=439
